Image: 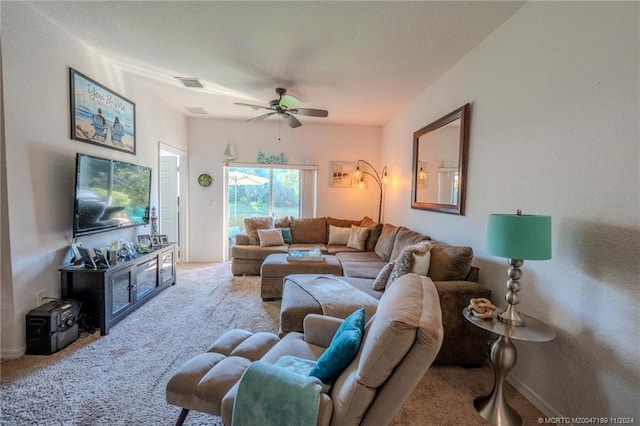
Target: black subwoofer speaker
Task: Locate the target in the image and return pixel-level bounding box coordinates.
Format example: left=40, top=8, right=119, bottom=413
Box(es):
left=26, top=300, right=80, bottom=355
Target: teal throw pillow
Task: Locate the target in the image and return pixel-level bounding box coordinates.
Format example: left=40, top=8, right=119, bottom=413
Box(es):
left=309, top=308, right=365, bottom=383
left=280, top=227, right=293, bottom=244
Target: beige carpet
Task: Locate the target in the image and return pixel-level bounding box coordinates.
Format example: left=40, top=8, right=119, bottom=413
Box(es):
left=1, top=262, right=546, bottom=425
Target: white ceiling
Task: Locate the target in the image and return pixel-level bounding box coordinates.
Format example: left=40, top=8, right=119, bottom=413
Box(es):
left=27, top=1, right=524, bottom=126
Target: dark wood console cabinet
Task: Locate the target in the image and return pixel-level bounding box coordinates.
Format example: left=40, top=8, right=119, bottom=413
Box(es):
left=60, top=243, right=177, bottom=335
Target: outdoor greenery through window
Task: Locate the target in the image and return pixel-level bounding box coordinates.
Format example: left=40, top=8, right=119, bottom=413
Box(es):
left=228, top=165, right=317, bottom=232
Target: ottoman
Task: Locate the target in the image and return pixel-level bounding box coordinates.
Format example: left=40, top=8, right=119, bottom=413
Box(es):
left=166, top=329, right=279, bottom=425
left=260, top=253, right=343, bottom=300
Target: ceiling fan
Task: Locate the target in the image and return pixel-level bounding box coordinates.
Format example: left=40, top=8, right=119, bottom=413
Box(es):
left=234, top=88, right=329, bottom=128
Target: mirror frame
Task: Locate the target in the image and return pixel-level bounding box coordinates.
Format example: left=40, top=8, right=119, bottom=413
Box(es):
left=411, top=103, right=470, bottom=215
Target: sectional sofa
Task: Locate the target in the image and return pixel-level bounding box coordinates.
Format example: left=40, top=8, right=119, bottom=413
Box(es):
left=231, top=216, right=491, bottom=365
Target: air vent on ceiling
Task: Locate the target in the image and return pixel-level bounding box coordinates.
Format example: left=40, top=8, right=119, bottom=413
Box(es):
left=185, top=107, right=208, bottom=115
left=175, top=77, right=204, bottom=88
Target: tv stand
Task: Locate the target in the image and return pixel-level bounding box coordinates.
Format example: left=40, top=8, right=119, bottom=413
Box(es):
left=60, top=243, right=177, bottom=335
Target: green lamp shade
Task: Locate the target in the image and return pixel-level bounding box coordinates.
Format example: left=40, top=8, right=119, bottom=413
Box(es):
left=486, top=213, right=552, bottom=260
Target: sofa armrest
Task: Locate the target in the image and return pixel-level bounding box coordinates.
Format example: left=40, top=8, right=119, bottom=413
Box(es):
left=235, top=232, right=250, bottom=245
left=303, top=314, right=343, bottom=348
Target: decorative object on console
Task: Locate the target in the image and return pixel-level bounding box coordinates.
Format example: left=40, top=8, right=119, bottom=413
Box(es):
left=486, top=209, right=552, bottom=326
left=69, top=68, right=136, bottom=154
left=138, top=234, right=152, bottom=248
left=150, top=206, right=158, bottom=236
left=353, top=160, right=388, bottom=223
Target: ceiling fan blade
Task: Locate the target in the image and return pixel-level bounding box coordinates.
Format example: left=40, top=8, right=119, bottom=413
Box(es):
left=234, top=102, right=273, bottom=111
left=247, top=112, right=276, bottom=122
left=279, top=94, right=299, bottom=110
left=282, top=113, right=302, bottom=128
left=292, top=108, right=329, bottom=118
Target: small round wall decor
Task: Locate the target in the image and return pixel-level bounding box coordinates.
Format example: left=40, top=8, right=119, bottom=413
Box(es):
left=198, top=173, right=213, bottom=187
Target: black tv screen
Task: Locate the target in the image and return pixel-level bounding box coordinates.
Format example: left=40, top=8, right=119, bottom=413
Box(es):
left=73, top=153, right=152, bottom=237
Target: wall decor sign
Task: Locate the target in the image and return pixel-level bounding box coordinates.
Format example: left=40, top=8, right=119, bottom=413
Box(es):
left=69, top=68, right=136, bottom=155
left=256, top=151, right=287, bottom=164
left=329, top=161, right=361, bottom=188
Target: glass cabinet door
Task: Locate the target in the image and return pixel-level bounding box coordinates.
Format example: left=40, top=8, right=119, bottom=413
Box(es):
left=110, top=268, right=134, bottom=317
left=136, top=258, right=158, bottom=301
left=160, top=250, right=175, bottom=287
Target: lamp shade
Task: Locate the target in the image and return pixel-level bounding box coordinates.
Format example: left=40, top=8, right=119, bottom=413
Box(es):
left=486, top=213, right=552, bottom=260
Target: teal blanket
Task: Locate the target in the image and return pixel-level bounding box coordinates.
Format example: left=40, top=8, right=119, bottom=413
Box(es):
left=231, top=360, right=323, bottom=426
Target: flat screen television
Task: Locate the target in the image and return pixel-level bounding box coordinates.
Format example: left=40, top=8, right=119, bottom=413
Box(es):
left=73, top=153, right=152, bottom=237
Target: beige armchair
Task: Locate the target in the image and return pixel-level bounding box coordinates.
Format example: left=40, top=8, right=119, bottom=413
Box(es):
left=167, top=272, right=443, bottom=426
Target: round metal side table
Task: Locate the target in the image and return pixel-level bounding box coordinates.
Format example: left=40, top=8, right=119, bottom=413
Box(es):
left=463, top=308, right=556, bottom=426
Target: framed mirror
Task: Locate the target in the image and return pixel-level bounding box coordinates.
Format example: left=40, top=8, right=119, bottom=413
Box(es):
left=411, top=103, right=470, bottom=215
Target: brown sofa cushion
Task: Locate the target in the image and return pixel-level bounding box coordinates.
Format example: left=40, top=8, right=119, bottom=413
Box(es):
left=361, top=217, right=383, bottom=252
left=290, top=217, right=328, bottom=244
left=243, top=216, right=274, bottom=245
left=274, top=216, right=292, bottom=228
left=327, top=217, right=362, bottom=229
left=428, top=244, right=474, bottom=281
left=374, top=224, right=400, bottom=261
left=389, top=227, right=431, bottom=261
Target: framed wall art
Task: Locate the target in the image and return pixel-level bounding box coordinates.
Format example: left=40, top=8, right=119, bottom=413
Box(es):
left=69, top=68, right=136, bottom=154
left=329, top=161, right=362, bottom=188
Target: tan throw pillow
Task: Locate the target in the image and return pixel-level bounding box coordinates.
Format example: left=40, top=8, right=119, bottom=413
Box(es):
left=328, top=225, right=351, bottom=245
left=346, top=225, right=370, bottom=251
left=243, top=216, right=274, bottom=245
left=388, top=241, right=432, bottom=285
left=257, top=228, right=285, bottom=247
left=372, top=261, right=395, bottom=291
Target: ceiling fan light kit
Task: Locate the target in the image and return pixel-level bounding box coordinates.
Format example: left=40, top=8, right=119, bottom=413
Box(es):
left=235, top=88, right=328, bottom=128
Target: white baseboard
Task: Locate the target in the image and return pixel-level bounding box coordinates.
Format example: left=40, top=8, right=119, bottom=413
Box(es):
left=1, top=347, right=25, bottom=359
left=507, top=374, right=564, bottom=418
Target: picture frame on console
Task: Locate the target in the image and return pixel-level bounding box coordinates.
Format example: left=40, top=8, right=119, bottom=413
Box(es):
left=70, top=242, right=84, bottom=263
left=69, top=68, right=136, bottom=155
left=151, top=236, right=161, bottom=247
left=159, top=235, right=169, bottom=246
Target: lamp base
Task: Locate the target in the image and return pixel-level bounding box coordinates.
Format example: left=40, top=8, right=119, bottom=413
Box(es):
left=499, top=258, right=525, bottom=327
left=498, top=304, right=525, bottom=327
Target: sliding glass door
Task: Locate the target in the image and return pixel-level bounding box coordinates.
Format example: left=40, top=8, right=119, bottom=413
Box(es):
left=227, top=164, right=317, bottom=233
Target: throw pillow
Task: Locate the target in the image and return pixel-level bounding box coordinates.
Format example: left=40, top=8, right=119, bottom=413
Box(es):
left=243, top=216, right=274, bottom=245
left=309, top=308, right=365, bottom=383
left=280, top=227, right=293, bottom=244
left=328, top=225, right=351, bottom=245
left=346, top=225, right=370, bottom=251
left=388, top=241, right=432, bottom=285
left=257, top=228, right=285, bottom=247
left=428, top=244, right=474, bottom=281
left=372, top=261, right=395, bottom=291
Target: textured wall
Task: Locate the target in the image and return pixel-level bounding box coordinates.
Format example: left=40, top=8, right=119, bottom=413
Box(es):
left=0, top=3, right=187, bottom=356
left=382, top=1, right=639, bottom=418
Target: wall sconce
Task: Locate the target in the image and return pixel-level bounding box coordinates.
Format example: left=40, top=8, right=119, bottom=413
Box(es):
left=417, top=161, right=427, bottom=186
left=354, top=160, right=387, bottom=222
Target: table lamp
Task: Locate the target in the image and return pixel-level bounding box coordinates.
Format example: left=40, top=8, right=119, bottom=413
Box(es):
left=486, top=210, right=551, bottom=326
